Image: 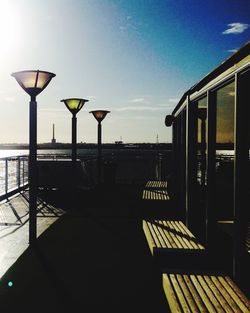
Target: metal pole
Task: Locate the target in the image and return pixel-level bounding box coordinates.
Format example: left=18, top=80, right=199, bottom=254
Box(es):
left=29, top=98, right=37, bottom=244
left=206, top=90, right=216, bottom=249
left=200, top=117, right=206, bottom=188
left=234, top=71, right=249, bottom=283
left=186, top=95, right=197, bottom=230
left=5, top=158, right=8, bottom=195
left=98, top=122, right=102, bottom=184
left=17, top=157, right=21, bottom=188
left=72, top=114, right=77, bottom=163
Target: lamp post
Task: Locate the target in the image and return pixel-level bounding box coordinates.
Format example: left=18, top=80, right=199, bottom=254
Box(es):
left=11, top=70, right=55, bottom=244
left=89, top=110, right=110, bottom=183
left=60, top=98, right=89, bottom=162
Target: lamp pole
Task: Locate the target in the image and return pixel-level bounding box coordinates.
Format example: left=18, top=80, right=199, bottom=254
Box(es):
left=89, top=110, right=110, bottom=184
left=72, top=112, right=77, bottom=162
left=61, top=98, right=89, bottom=163
left=97, top=121, right=102, bottom=182
left=11, top=70, right=55, bottom=244
left=29, top=95, right=37, bottom=243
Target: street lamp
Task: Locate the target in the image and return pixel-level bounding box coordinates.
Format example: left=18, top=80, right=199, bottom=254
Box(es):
left=11, top=70, right=55, bottom=244
left=60, top=98, right=89, bottom=162
left=89, top=110, right=110, bottom=183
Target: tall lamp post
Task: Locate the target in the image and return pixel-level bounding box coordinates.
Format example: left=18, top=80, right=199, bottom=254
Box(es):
left=89, top=110, right=110, bottom=183
left=60, top=98, right=89, bottom=162
left=11, top=70, right=55, bottom=244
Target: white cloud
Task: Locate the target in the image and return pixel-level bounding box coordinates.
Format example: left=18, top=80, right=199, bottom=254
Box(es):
left=227, top=48, right=238, bottom=53
left=129, top=98, right=145, bottom=103
left=114, top=106, right=166, bottom=112
left=222, top=23, right=249, bottom=34
left=169, top=98, right=179, bottom=103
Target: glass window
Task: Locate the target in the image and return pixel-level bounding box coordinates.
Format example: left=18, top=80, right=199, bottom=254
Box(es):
left=215, top=81, right=235, bottom=220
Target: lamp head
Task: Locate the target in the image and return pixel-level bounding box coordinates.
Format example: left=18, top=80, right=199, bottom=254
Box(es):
left=90, top=110, right=110, bottom=123
left=61, top=98, right=89, bottom=115
left=11, top=70, right=56, bottom=100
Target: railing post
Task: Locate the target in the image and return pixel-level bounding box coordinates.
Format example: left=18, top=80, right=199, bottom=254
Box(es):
left=17, top=157, right=21, bottom=188
left=23, top=158, right=25, bottom=186
left=5, top=158, right=8, bottom=194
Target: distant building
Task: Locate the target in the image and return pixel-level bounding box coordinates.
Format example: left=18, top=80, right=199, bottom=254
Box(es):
left=51, top=124, right=56, bottom=144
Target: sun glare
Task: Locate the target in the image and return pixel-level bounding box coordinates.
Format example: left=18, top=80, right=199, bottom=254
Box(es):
left=0, top=1, right=21, bottom=63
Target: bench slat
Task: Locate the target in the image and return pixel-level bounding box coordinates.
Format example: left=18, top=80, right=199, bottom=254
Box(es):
left=170, top=274, right=192, bottom=313
left=173, top=221, right=195, bottom=250
left=190, top=274, right=216, bottom=312
left=142, top=220, right=157, bottom=254
left=196, top=275, right=224, bottom=312
left=176, top=274, right=199, bottom=312
left=163, top=273, right=250, bottom=313
left=157, top=221, right=172, bottom=248
left=170, top=221, right=190, bottom=249
left=162, top=274, right=183, bottom=313
left=142, top=189, right=169, bottom=200
left=220, top=277, right=250, bottom=312
left=211, top=276, right=242, bottom=313
left=167, top=221, right=187, bottom=249
left=183, top=275, right=207, bottom=313
left=203, top=275, right=234, bottom=313
left=151, top=221, right=167, bottom=248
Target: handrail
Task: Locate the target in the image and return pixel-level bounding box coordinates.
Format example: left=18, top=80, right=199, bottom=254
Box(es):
left=0, top=155, right=29, bottom=200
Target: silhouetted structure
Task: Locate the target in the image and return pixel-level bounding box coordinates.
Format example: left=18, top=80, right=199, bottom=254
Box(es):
left=51, top=123, right=56, bottom=144
left=11, top=70, right=55, bottom=244
left=166, top=41, right=250, bottom=291
left=61, top=98, right=89, bottom=162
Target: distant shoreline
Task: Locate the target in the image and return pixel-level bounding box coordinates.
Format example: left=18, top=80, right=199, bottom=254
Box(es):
left=0, top=143, right=172, bottom=150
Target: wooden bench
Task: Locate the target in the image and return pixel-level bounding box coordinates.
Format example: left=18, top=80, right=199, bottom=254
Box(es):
left=143, top=220, right=205, bottom=255
left=163, top=272, right=250, bottom=312
left=143, top=220, right=205, bottom=266
left=143, top=180, right=169, bottom=201
left=145, top=180, right=168, bottom=189
left=142, top=189, right=169, bottom=201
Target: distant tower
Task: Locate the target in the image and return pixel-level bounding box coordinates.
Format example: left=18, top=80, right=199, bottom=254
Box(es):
left=51, top=124, right=56, bottom=144
left=156, top=134, right=159, bottom=144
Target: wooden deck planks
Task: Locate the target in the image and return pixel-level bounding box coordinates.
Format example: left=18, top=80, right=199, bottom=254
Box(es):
left=163, top=273, right=250, bottom=313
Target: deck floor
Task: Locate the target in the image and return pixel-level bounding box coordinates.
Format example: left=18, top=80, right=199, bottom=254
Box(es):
left=0, top=186, right=169, bottom=313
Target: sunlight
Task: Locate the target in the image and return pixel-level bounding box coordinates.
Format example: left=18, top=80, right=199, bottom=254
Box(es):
left=0, top=0, right=21, bottom=65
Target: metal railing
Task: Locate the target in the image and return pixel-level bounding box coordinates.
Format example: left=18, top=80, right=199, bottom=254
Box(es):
left=0, top=155, right=29, bottom=200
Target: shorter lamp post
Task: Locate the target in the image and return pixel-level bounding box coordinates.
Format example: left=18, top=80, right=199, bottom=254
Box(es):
left=89, top=110, right=110, bottom=184
left=11, top=70, right=55, bottom=244
left=60, top=98, right=89, bottom=162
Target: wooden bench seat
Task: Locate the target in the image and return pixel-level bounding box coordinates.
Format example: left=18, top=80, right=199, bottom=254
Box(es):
left=163, top=272, right=250, bottom=313
left=142, top=189, right=169, bottom=201
left=143, top=220, right=205, bottom=256
left=142, top=180, right=170, bottom=201
left=145, top=180, right=167, bottom=189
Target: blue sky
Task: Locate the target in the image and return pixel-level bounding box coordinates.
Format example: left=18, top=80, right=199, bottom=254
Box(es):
left=0, top=0, right=249, bottom=143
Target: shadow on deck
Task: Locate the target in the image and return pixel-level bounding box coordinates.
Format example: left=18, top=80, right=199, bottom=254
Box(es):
left=0, top=183, right=170, bottom=313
